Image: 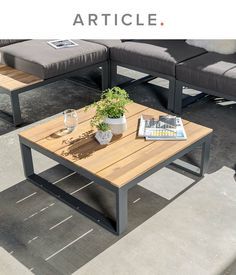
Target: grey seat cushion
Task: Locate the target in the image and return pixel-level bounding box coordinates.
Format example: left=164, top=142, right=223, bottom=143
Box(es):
left=110, top=40, right=207, bottom=77
left=176, top=52, right=236, bottom=99
left=0, top=40, right=108, bottom=79
left=0, top=40, right=27, bottom=48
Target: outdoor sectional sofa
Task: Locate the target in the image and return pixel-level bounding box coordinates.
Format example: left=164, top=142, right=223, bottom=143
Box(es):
left=91, top=39, right=236, bottom=113
left=0, top=39, right=235, bottom=126
left=107, top=39, right=236, bottom=113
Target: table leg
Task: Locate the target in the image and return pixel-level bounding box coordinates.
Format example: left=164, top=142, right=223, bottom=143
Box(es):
left=20, top=142, right=34, bottom=177
left=116, top=187, right=128, bottom=235
left=199, top=134, right=211, bottom=176
left=171, top=134, right=212, bottom=177
left=11, top=93, right=23, bottom=126
left=101, top=61, right=109, bottom=90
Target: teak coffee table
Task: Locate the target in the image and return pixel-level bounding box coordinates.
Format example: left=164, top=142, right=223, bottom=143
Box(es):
left=19, top=103, right=212, bottom=235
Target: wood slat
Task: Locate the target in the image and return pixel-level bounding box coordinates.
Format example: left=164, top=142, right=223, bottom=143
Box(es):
left=53, top=108, right=165, bottom=162
left=0, top=79, right=29, bottom=91
left=0, top=67, right=27, bottom=78
left=0, top=64, right=42, bottom=91
left=19, top=107, right=96, bottom=142
left=0, top=70, right=27, bottom=79
left=83, top=124, right=191, bottom=174
left=38, top=104, right=189, bottom=155
left=19, top=103, right=147, bottom=143
left=40, top=105, right=152, bottom=154
left=97, top=123, right=212, bottom=187
left=54, top=109, right=179, bottom=171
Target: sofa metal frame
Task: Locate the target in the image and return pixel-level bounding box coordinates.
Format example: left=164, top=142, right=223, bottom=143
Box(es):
left=0, top=61, right=109, bottom=126
left=174, top=80, right=236, bottom=114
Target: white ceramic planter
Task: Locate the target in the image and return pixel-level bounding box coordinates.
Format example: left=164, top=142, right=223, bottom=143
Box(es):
left=95, top=130, right=113, bottom=145
left=105, top=115, right=127, bottom=135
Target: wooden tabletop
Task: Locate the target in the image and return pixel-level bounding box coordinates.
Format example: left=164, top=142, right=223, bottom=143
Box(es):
left=19, top=103, right=212, bottom=188
left=0, top=64, right=42, bottom=91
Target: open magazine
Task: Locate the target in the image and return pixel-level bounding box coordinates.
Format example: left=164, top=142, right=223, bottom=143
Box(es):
left=47, top=39, right=78, bottom=49
left=138, top=114, right=187, bottom=140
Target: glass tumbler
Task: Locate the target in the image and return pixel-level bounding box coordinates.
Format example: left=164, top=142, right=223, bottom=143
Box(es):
left=63, top=109, right=78, bottom=133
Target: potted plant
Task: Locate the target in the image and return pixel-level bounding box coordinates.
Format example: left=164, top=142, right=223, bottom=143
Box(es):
left=86, top=87, right=132, bottom=135
left=94, top=122, right=113, bottom=145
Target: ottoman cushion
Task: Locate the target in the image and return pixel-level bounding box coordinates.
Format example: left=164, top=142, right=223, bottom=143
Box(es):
left=0, top=40, right=108, bottom=79
left=176, top=52, right=236, bottom=99
left=110, top=40, right=207, bottom=77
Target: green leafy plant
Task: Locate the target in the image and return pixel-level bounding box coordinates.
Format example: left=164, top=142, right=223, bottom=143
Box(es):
left=96, top=122, right=110, bottom=132
left=85, top=87, right=133, bottom=127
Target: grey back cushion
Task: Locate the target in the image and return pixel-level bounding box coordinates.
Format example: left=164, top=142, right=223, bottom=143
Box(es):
left=110, top=40, right=207, bottom=77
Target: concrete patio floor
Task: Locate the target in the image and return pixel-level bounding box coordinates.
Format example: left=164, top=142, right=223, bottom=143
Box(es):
left=0, top=67, right=235, bottom=274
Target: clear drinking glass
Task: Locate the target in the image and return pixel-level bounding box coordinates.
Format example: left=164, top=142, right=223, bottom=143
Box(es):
left=63, top=109, right=78, bottom=133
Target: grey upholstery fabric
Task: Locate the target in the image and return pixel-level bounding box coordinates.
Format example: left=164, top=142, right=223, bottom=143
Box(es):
left=176, top=52, right=236, bottom=99
left=84, top=40, right=122, bottom=48
left=0, top=40, right=26, bottom=48
left=0, top=40, right=108, bottom=79
left=110, top=40, right=207, bottom=77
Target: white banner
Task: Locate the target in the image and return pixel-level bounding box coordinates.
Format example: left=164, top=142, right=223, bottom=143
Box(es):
left=0, top=0, right=235, bottom=38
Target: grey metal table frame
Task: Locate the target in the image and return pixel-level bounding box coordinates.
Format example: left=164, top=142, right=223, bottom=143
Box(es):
left=19, top=132, right=212, bottom=235
left=0, top=61, right=109, bottom=126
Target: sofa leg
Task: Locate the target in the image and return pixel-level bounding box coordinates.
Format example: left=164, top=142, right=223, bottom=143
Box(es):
left=10, top=93, right=23, bottom=126
left=174, top=82, right=183, bottom=115
left=167, top=79, right=176, bottom=111
left=101, top=62, right=109, bottom=91
left=110, top=62, right=117, bottom=88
